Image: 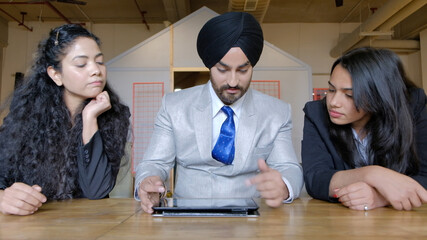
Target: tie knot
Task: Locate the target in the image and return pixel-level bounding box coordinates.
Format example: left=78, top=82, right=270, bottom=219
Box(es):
left=221, top=106, right=234, bottom=118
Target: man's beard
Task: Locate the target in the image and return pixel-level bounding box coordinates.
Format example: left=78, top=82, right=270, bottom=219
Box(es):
left=214, top=84, right=247, bottom=105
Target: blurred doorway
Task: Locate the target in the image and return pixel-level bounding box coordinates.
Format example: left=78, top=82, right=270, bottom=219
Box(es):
left=173, top=71, right=209, bottom=91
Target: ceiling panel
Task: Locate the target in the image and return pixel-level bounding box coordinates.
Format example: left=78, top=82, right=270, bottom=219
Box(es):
left=0, top=0, right=395, bottom=24
left=0, top=0, right=425, bottom=41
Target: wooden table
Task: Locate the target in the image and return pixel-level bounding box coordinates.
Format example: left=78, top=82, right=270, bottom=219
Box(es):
left=1, top=198, right=426, bottom=240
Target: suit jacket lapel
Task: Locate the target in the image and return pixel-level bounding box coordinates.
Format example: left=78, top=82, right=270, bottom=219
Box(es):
left=234, top=89, right=257, bottom=171
left=193, top=84, right=218, bottom=164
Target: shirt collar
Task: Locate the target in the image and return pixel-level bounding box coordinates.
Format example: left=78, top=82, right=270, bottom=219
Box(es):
left=351, top=128, right=369, bottom=146
left=208, top=81, right=245, bottom=119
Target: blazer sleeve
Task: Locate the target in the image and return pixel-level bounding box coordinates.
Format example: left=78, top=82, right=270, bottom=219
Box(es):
left=77, top=131, right=116, bottom=199
left=0, top=176, right=6, bottom=190
left=265, top=103, right=304, bottom=200
left=0, top=153, right=7, bottom=190
left=301, top=102, right=340, bottom=202
left=134, top=96, right=176, bottom=200
left=410, top=88, right=427, bottom=188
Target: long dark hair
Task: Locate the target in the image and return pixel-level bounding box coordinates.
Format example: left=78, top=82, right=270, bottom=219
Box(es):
left=0, top=24, right=130, bottom=199
left=328, top=47, right=419, bottom=175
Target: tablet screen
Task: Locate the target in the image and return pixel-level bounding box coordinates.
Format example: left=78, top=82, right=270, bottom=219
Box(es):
left=157, top=198, right=259, bottom=210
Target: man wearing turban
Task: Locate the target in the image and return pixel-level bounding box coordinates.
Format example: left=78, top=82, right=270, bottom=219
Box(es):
left=135, top=12, right=303, bottom=213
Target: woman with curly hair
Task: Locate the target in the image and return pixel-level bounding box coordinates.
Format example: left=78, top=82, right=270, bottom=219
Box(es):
left=302, top=47, right=427, bottom=211
left=0, top=24, right=130, bottom=215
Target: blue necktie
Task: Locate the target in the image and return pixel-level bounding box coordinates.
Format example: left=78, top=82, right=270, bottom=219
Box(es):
left=212, top=106, right=235, bottom=165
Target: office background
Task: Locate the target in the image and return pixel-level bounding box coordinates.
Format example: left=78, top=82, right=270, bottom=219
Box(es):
left=0, top=0, right=426, bottom=197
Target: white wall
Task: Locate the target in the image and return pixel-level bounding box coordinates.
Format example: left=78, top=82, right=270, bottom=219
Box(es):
left=0, top=17, right=6, bottom=102
left=0, top=21, right=165, bottom=103
left=263, top=22, right=425, bottom=89
left=421, top=29, right=427, bottom=89
left=0, top=17, right=7, bottom=99
left=92, top=23, right=166, bottom=62
left=400, top=52, right=422, bottom=87
left=2, top=21, right=424, bottom=102
left=0, top=17, right=7, bottom=46
left=263, top=22, right=359, bottom=89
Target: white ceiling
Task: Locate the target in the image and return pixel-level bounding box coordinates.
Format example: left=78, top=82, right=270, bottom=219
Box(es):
left=0, top=0, right=426, bottom=53
left=0, top=0, right=420, bottom=24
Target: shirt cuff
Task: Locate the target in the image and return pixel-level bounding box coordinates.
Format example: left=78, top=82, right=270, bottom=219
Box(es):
left=282, top=176, right=294, bottom=203
left=78, top=130, right=101, bottom=166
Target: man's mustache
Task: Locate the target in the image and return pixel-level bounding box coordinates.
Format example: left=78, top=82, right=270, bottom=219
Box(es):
left=220, top=85, right=241, bottom=91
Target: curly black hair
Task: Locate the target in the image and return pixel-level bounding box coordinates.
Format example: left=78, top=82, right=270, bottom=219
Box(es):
left=0, top=24, right=130, bottom=199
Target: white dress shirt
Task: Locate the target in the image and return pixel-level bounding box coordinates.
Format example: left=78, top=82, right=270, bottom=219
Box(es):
left=209, top=82, right=245, bottom=147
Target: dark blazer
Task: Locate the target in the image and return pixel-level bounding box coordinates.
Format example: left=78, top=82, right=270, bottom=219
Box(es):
left=302, top=88, right=427, bottom=201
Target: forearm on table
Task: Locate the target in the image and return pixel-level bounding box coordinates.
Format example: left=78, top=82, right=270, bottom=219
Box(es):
left=329, top=165, right=384, bottom=196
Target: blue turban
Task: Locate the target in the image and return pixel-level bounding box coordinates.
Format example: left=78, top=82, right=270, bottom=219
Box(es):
left=196, top=12, right=264, bottom=69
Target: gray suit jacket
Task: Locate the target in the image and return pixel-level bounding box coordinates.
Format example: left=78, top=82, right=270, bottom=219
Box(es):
left=135, top=83, right=303, bottom=199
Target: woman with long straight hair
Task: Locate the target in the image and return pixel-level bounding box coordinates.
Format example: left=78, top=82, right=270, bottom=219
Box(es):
left=302, top=47, right=427, bottom=211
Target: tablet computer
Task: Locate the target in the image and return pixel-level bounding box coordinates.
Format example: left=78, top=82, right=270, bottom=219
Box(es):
left=152, top=198, right=260, bottom=217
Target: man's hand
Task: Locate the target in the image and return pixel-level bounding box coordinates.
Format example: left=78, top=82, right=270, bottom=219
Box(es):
left=0, top=182, right=47, bottom=215
left=247, top=159, right=289, bottom=207
left=137, top=176, right=165, bottom=214
left=334, top=181, right=389, bottom=211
